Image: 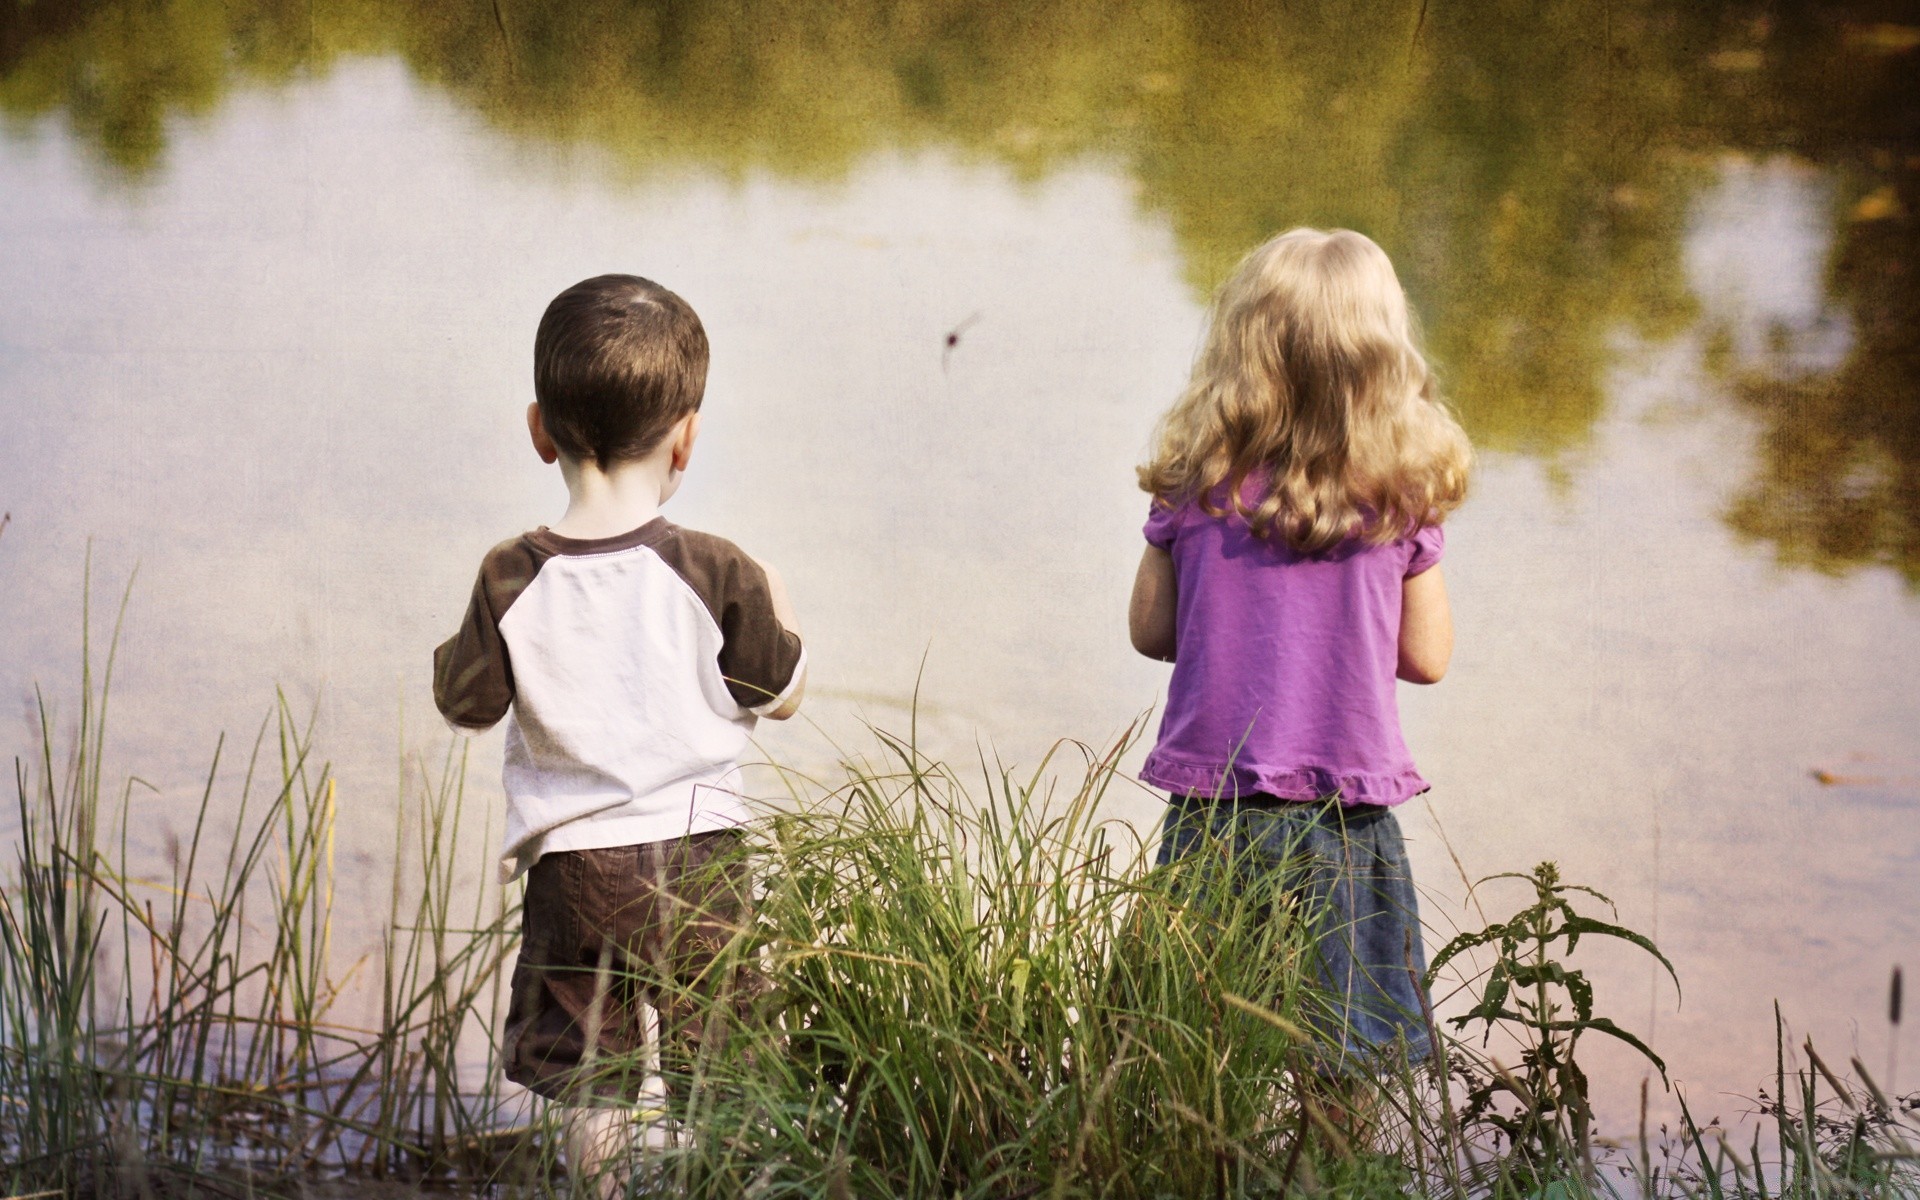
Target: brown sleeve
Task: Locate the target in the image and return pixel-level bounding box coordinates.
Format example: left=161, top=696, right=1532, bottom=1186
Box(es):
left=656, top=529, right=805, bottom=712
left=432, top=538, right=547, bottom=731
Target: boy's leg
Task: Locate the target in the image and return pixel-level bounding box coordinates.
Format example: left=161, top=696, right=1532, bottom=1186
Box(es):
left=555, top=1003, right=667, bottom=1197
left=562, top=1104, right=634, bottom=1200
left=506, top=832, right=757, bottom=1189
left=505, top=847, right=673, bottom=1192
left=632, top=1000, right=674, bottom=1149
left=646, top=831, right=762, bottom=1101
left=506, top=849, right=658, bottom=1098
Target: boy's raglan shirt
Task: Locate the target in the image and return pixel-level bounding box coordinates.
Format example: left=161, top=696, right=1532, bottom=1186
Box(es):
left=433, top=518, right=805, bottom=882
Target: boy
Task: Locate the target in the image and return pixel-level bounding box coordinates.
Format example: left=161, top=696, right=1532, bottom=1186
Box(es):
left=433, top=275, right=805, bottom=1188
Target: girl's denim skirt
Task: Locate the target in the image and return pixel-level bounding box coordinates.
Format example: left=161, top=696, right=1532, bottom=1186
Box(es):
left=1157, top=792, right=1433, bottom=1067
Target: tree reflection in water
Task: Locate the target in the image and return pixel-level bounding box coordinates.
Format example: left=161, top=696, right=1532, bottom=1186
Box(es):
left=1701, top=5, right=1920, bottom=584
left=1, top=0, right=1913, bottom=578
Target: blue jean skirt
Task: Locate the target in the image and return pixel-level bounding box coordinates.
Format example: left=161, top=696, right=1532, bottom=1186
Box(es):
left=1156, top=793, right=1433, bottom=1067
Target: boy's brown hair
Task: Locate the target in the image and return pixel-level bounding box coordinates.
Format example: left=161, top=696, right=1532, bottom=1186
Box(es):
left=534, top=275, right=709, bottom=469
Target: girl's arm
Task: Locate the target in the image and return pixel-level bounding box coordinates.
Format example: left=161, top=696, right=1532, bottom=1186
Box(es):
left=1398, top=565, right=1452, bottom=684
left=1129, top=547, right=1178, bottom=661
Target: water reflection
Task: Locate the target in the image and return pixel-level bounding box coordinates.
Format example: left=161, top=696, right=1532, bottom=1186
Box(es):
left=3, top=0, right=1919, bottom=1139
left=1722, top=223, right=1918, bottom=581
left=3, top=0, right=1915, bottom=577
left=1680, top=4, right=1920, bottom=583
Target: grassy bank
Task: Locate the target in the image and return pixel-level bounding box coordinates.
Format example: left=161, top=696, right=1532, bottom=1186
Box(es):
left=0, top=582, right=529, bottom=1194
left=3, top=589, right=1916, bottom=1197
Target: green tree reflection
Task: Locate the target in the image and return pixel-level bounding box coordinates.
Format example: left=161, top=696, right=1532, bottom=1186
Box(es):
left=1693, top=3, right=1920, bottom=584
left=1, top=0, right=1913, bottom=579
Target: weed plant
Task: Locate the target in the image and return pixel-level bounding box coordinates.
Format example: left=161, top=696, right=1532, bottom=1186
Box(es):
left=1428, top=861, right=1680, bottom=1190
left=3, top=575, right=1917, bottom=1197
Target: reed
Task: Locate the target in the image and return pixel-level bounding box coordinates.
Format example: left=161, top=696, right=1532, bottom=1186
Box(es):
left=3, top=570, right=1916, bottom=1197
left=0, top=564, right=527, bottom=1197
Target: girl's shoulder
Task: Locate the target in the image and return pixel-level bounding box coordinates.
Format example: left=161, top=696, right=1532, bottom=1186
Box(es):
left=1143, top=478, right=1255, bottom=547
left=1404, top=520, right=1445, bottom=576
left=1143, top=494, right=1191, bottom=550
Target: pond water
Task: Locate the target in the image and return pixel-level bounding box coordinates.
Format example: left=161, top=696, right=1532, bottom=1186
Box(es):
left=1, top=0, right=1916, bottom=1136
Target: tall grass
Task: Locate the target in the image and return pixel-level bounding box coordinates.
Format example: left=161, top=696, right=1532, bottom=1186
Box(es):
left=2, top=574, right=1916, bottom=1196
left=569, top=736, right=1920, bottom=1200
left=659, top=729, right=1366, bottom=1198
left=0, top=570, right=527, bottom=1196
left=608, top=735, right=1920, bottom=1199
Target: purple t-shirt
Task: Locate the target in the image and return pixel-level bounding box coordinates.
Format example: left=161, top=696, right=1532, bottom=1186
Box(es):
left=1141, top=496, right=1444, bottom=807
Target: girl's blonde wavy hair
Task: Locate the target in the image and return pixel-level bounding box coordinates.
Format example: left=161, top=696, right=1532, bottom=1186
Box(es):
left=1139, top=228, right=1471, bottom=553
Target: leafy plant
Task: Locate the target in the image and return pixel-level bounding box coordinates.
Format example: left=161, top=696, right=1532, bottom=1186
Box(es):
left=1426, top=861, right=1679, bottom=1190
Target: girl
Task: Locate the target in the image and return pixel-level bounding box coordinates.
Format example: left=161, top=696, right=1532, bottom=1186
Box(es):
left=1128, top=228, right=1470, bottom=1065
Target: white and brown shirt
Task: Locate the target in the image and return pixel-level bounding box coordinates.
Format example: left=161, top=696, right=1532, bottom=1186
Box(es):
left=433, top=518, right=805, bottom=882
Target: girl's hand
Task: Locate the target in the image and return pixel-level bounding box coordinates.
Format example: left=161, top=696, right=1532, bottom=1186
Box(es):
left=1129, top=547, right=1178, bottom=662
left=1398, top=564, right=1452, bottom=683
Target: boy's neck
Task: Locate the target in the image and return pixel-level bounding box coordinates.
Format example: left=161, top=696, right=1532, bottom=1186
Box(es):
left=549, top=451, right=676, bottom=539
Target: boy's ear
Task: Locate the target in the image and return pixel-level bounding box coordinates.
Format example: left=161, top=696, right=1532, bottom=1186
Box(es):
left=527, top=402, right=560, bottom=465
left=669, top=411, right=701, bottom=474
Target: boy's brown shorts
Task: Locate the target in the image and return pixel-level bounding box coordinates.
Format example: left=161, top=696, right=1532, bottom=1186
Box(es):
left=503, top=830, right=761, bottom=1102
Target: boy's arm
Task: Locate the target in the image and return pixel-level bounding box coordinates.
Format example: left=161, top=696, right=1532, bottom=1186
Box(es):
left=432, top=554, right=519, bottom=734
left=700, top=546, right=804, bottom=721
left=750, top=557, right=806, bottom=720
left=656, top=531, right=806, bottom=721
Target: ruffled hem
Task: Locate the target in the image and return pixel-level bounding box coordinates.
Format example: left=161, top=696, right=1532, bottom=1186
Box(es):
left=1140, top=751, right=1429, bottom=807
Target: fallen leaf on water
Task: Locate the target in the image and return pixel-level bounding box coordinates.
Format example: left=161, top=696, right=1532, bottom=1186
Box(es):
left=1813, top=769, right=1852, bottom=785
left=1844, top=23, right=1920, bottom=54
left=1851, top=186, right=1905, bottom=223
left=1707, top=48, right=1764, bottom=71
left=1810, top=766, right=1920, bottom=792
